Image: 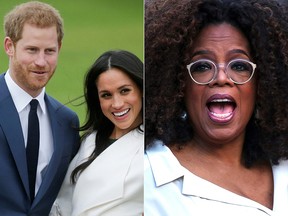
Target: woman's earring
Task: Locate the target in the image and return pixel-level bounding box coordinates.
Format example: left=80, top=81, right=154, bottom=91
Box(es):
left=180, top=111, right=187, bottom=121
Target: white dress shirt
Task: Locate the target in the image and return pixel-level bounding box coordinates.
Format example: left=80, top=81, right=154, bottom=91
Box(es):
left=5, top=71, right=54, bottom=195
left=145, top=140, right=288, bottom=216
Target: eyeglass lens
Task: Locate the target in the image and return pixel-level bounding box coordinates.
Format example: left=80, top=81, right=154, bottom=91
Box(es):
left=188, top=60, right=254, bottom=84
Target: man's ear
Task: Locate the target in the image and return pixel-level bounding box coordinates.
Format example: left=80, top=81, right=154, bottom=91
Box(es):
left=58, top=41, right=62, bottom=52
left=4, top=37, right=15, bottom=56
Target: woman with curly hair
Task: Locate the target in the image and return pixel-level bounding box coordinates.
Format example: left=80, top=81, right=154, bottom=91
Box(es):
left=145, top=0, right=288, bottom=215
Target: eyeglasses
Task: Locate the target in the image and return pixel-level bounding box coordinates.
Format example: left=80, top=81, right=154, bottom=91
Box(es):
left=186, top=59, right=257, bottom=85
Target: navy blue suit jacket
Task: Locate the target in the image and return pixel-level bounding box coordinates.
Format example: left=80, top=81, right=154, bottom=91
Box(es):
left=0, top=73, right=80, bottom=215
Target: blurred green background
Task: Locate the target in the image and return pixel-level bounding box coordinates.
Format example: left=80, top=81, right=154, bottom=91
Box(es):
left=0, top=0, right=144, bottom=125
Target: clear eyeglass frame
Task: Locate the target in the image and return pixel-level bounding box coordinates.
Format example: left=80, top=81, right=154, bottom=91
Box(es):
left=186, top=58, right=257, bottom=85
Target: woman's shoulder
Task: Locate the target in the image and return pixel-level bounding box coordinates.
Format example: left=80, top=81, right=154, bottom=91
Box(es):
left=81, top=131, right=97, bottom=144
left=78, top=131, right=97, bottom=153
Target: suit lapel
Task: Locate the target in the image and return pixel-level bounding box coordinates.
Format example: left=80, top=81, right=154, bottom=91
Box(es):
left=0, top=74, right=30, bottom=197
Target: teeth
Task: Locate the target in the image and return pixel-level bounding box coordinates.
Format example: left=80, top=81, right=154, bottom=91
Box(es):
left=211, top=112, right=232, bottom=119
left=211, top=98, right=232, bottom=103
left=113, top=109, right=129, bottom=117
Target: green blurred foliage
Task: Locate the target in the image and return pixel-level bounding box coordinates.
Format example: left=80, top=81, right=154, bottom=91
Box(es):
left=0, top=0, right=144, bottom=124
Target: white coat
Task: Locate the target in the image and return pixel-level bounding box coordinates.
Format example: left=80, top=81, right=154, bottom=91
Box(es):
left=50, top=127, right=144, bottom=216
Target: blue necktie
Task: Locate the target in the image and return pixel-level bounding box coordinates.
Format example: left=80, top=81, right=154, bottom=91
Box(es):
left=26, top=99, right=39, bottom=202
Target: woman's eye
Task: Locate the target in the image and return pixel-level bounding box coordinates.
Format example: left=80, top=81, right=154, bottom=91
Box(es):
left=230, top=62, right=251, bottom=72
left=120, top=88, right=131, bottom=94
left=100, top=93, right=111, bottom=98
left=191, top=62, right=212, bottom=73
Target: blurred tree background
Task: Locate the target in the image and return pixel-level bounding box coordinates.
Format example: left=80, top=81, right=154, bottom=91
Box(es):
left=0, top=0, right=144, bottom=125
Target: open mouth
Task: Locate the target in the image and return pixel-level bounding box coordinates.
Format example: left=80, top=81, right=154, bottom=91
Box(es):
left=113, top=108, right=130, bottom=117
left=206, top=95, right=236, bottom=123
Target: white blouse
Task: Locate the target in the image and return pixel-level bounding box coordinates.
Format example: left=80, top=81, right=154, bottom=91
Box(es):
left=145, top=140, right=288, bottom=216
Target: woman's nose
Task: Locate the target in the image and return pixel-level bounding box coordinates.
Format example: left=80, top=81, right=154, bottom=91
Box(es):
left=209, top=64, right=234, bottom=87
left=112, top=95, right=124, bottom=108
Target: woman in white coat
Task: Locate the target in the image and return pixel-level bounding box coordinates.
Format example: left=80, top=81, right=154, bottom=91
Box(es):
left=50, top=50, right=143, bottom=216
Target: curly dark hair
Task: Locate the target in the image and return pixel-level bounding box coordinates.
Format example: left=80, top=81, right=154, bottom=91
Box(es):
left=145, top=0, right=288, bottom=167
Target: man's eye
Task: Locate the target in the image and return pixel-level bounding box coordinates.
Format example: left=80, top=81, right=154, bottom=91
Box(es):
left=27, top=48, right=37, bottom=52
left=46, top=49, right=56, bottom=54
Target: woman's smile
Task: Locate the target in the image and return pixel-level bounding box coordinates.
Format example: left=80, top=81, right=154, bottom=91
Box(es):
left=112, top=108, right=130, bottom=118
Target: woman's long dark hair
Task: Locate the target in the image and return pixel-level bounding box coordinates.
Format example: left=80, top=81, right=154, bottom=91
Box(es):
left=71, top=50, right=143, bottom=183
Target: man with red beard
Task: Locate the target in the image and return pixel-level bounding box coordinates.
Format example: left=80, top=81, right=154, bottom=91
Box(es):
left=0, top=2, right=80, bottom=215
